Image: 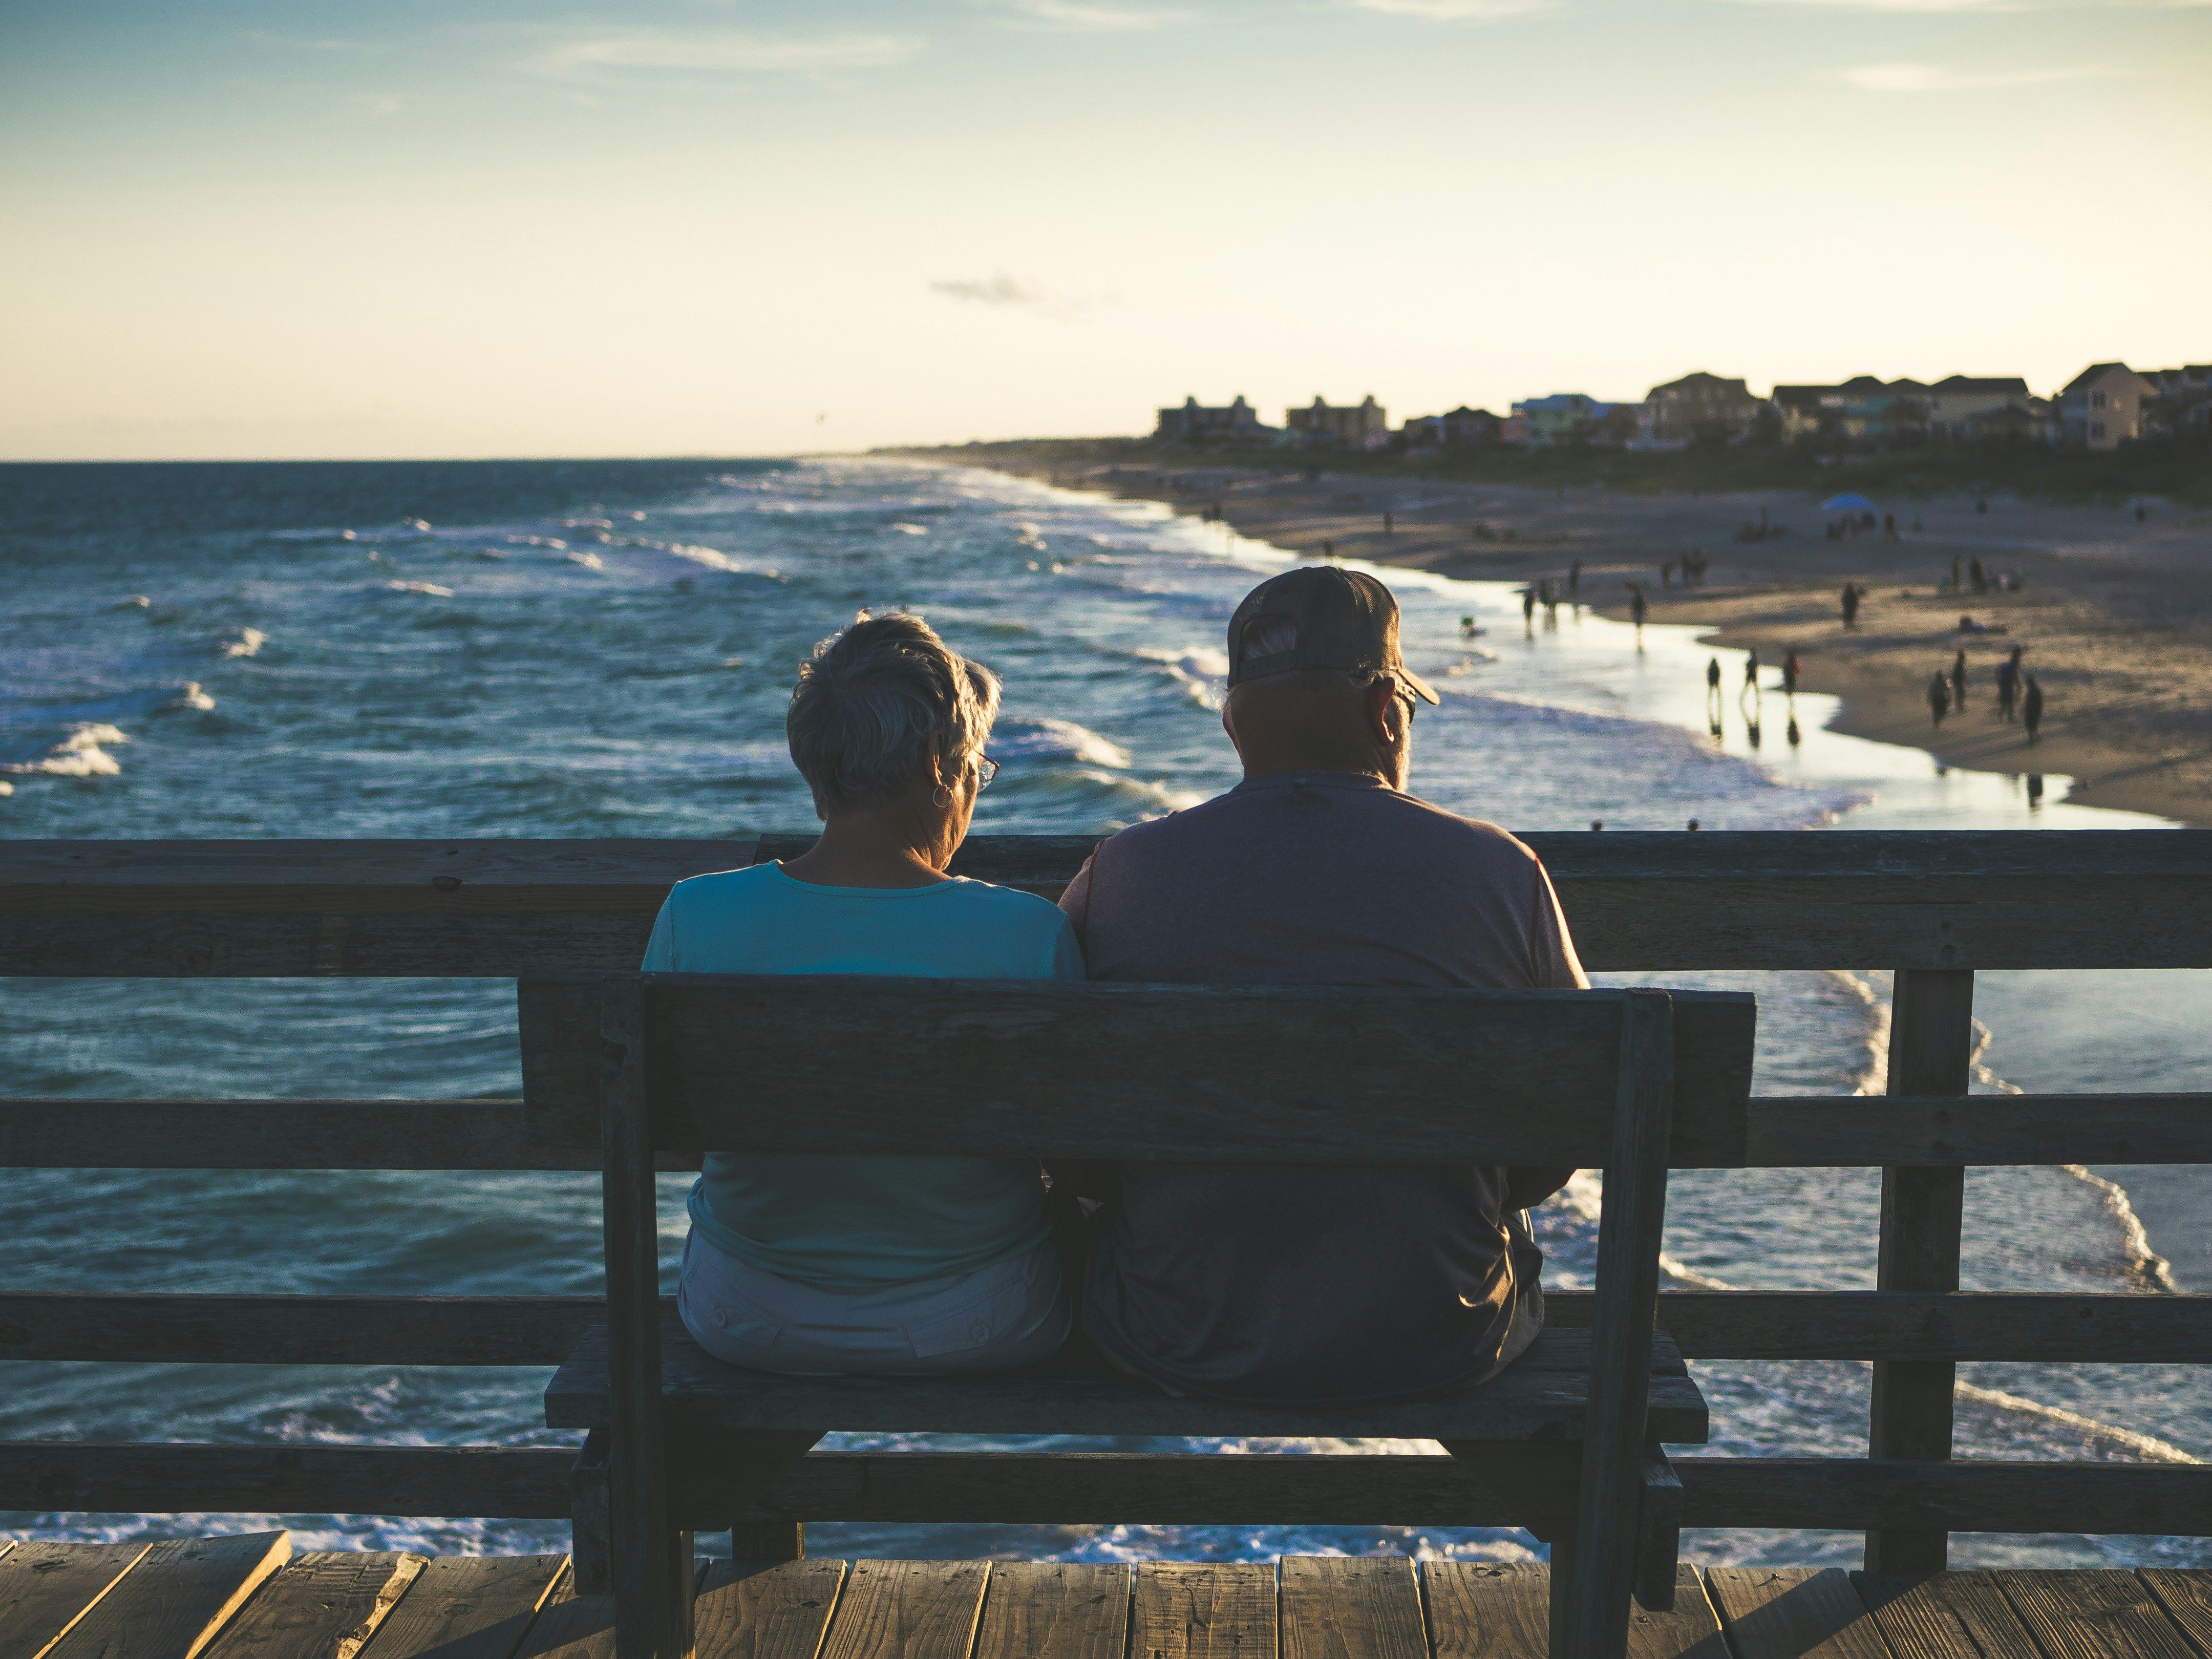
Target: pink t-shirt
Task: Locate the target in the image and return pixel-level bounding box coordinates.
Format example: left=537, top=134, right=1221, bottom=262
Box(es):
left=1059, top=769, right=1587, bottom=1403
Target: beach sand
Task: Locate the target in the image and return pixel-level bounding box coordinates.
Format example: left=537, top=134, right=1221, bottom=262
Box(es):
left=959, top=452, right=2212, bottom=826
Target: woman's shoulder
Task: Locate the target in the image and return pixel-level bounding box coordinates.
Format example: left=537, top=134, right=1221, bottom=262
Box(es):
left=938, top=877, right=1069, bottom=932
left=662, top=863, right=779, bottom=912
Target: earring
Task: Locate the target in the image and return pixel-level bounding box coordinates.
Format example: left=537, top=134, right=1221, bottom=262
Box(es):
left=931, top=784, right=952, bottom=808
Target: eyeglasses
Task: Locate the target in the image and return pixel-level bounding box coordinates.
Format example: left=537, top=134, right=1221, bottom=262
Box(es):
left=974, top=754, right=1001, bottom=792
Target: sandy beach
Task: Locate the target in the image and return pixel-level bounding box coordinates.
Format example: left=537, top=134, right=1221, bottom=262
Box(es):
left=950, top=450, right=2212, bottom=826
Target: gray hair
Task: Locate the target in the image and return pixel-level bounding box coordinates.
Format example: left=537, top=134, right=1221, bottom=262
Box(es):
left=787, top=611, right=1002, bottom=817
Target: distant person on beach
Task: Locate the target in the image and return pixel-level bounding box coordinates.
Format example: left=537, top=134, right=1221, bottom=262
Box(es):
left=644, top=611, right=1079, bottom=1376
left=1630, top=587, right=1648, bottom=629
left=1743, top=649, right=1760, bottom=689
left=2024, top=675, right=2044, bottom=743
left=1522, top=586, right=1536, bottom=627
left=1055, top=567, right=1585, bottom=1403
left=1841, top=583, right=1860, bottom=627
left=1998, top=646, right=2023, bottom=722
left=1928, top=670, right=1950, bottom=726
left=1782, top=652, right=1800, bottom=696
left=1952, top=649, right=1968, bottom=707
left=1569, top=561, right=1581, bottom=601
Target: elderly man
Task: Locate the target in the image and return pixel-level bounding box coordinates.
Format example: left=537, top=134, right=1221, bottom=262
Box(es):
left=1058, top=567, right=1586, bottom=1403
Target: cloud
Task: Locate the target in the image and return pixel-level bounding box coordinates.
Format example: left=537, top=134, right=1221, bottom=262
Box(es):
left=993, top=0, right=1196, bottom=26
left=928, top=273, right=1109, bottom=321
left=1349, top=0, right=1552, bottom=16
left=531, top=31, right=923, bottom=79
left=1841, top=59, right=2122, bottom=89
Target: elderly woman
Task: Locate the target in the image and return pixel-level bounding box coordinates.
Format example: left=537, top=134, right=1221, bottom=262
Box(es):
left=642, top=611, right=1081, bottom=1373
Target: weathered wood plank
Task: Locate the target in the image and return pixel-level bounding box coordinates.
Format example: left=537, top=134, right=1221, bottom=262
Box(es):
left=1867, top=968, right=1975, bottom=1577
left=1706, top=1567, right=1892, bottom=1659
left=10, top=1092, right=2209, bottom=1175
left=2138, top=1571, right=2212, bottom=1653
left=13, top=832, right=2212, bottom=974
left=546, top=1323, right=1710, bottom=1443
left=812, top=1561, right=989, bottom=1659
left=1747, top=1095, right=2212, bottom=1168
left=1996, top=1569, right=2200, bottom=1659
left=44, top=1531, right=291, bottom=1659
left=692, top=1560, right=847, bottom=1659
left=1567, top=989, right=1675, bottom=1653
left=532, top=978, right=1752, bottom=1167
left=1278, top=1558, right=1422, bottom=1659
left=0, top=1441, right=577, bottom=1519
left=198, top=1552, right=427, bottom=1659
left=505, top=1592, right=618, bottom=1659
left=972, top=1563, right=1128, bottom=1659
left=0, top=1542, right=151, bottom=1659
left=1421, top=1562, right=1551, bottom=1659
left=9, top=1288, right=2211, bottom=1369
left=354, top=1556, right=569, bottom=1659
left=1852, top=1572, right=2044, bottom=1659
left=1130, top=1563, right=1277, bottom=1659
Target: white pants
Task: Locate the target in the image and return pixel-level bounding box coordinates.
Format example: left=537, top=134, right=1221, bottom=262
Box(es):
left=677, top=1229, right=1071, bottom=1376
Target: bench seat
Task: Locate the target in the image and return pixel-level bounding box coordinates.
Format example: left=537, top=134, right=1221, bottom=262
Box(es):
left=545, top=1321, right=1710, bottom=1443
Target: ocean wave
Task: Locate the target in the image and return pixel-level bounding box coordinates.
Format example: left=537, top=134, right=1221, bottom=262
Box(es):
left=117, top=595, right=152, bottom=610
left=890, top=523, right=929, bottom=537
left=220, top=628, right=267, bottom=659
left=2, top=723, right=127, bottom=776
left=380, top=580, right=454, bottom=598
left=992, top=717, right=1132, bottom=770
left=167, top=683, right=216, bottom=712
left=566, top=551, right=605, bottom=571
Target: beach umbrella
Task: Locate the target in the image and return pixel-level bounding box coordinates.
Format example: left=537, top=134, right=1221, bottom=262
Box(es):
left=1821, top=493, right=1877, bottom=512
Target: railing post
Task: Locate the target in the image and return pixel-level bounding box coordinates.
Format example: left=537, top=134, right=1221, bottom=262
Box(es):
left=1865, top=967, right=1975, bottom=1575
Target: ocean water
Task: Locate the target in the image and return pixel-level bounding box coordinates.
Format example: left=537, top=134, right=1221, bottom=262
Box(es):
left=2, top=456, right=2206, bottom=1570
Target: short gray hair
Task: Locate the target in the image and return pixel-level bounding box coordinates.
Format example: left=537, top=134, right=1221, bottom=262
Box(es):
left=787, top=611, right=1002, bottom=816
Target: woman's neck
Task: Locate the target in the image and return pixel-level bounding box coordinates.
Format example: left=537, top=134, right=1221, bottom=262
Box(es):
left=778, top=808, right=951, bottom=889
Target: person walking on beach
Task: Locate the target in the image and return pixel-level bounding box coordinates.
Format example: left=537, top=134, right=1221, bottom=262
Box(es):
left=1998, top=645, right=2023, bottom=722
left=1055, top=566, right=1585, bottom=1404
left=1928, top=670, right=1951, bottom=728
left=1951, top=649, right=1968, bottom=708
left=1782, top=652, right=1800, bottom=696
left=1630, top=587, right=1648, bottom=630
left=1841, top=583, right=1860, bottom=628
left=1521, top=586, right=1536, bottom=629
left=2024, top=675, right=2044, bottom=743
left=1706, top=656, right=1724, bottom=731
left=1568, top=561, right=1581, bottom=602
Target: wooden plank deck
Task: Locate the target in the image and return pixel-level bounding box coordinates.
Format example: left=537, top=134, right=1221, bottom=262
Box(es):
left=4, top=1540, right=2211, bottom=1659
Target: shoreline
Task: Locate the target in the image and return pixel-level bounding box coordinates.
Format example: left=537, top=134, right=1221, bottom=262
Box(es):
left=927, top=448, right=2212, bottom=827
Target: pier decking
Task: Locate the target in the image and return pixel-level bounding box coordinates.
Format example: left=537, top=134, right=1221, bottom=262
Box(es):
left=6, top=1536, right=2211, bottom=1659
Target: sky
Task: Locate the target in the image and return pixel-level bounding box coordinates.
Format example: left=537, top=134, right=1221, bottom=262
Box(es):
left=2, top=0, right=2207, bottom=459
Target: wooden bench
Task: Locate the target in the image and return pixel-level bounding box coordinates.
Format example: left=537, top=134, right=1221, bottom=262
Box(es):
left=521, top=972, right=1759, bottom=1659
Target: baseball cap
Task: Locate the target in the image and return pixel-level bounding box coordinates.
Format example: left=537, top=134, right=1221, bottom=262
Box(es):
left=1224, top=566, right=1439, bottom=704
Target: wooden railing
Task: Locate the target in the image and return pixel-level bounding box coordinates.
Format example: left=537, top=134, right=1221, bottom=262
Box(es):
left=4, top=832, right=2211, bottom=1565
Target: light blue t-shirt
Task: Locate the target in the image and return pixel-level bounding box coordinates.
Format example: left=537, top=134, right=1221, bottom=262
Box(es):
left=641, top=862, right=1084, bottom=1289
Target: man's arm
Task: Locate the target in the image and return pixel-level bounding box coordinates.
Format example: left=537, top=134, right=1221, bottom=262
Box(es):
left=1507, top=853, right=1588, bottom=1211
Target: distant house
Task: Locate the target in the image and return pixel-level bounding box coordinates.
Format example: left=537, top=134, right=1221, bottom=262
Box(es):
left=1836, top=376, right=1930, bottom=443
left=1399, top=406, right=1504, bottom=449
left=2143, top=366, right=2212, bottom=441
left=1638, top=372, right=1762, bottom=446
left=1925, top=376, right=2031, bottom=440
left=1509, top=393, right=1619, bottom=447
left=1155, top=395, right=1265, bottom=442
left=2060, top=363, right=2158, bottom=451
left=1770, top=385, right=1842, bottom=443
left=1286, top=395, right=1389, bottom=450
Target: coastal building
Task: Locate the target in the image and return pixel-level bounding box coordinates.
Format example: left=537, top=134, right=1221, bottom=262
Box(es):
left=1838, top=376, right=1931, bottom=443
left=1286, top=395, right=1388, bottom=450
left=1770, top=385, right=1842, bottom=443
left=1398, top=406, right=1504, bottom=449
left=1155, top=395, right=1266, bottom=442
left=2143, top=366, right=2212, bottom=441
left=1508, top=393, right=1621, bottom=447
left=1925, top=376, right=2031, bottom=439
left=1637, top=372, right=1762, bottom=446
left=2059, top=363, right=2157, bottom=451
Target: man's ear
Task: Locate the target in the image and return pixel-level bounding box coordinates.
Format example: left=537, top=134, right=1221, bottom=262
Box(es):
left=1368, top=679, right=1401, bottom=743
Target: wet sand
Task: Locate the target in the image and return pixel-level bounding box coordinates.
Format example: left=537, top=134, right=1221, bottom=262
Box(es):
left=962, top=452, right=2212, bottom=826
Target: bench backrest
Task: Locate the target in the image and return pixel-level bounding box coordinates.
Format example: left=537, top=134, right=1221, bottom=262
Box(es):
left=517, top=975, right=1758, bottom=1166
